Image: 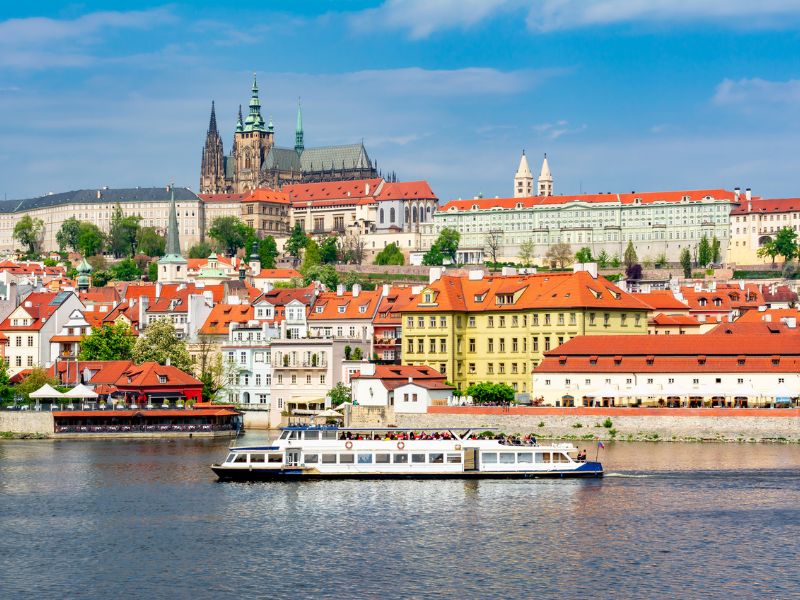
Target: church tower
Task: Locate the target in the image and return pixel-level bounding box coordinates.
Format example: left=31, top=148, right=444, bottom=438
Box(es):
left=295, top=98, right=304, bottom=154
left=514, top=150, right=533, bottom=198
left=233, top=74, right=274, bottom=193
left=538, top=153, right=553, bottom=196
left=158, top=187, right=188, bottom=284
left=200, top=101, right=226, bottom=194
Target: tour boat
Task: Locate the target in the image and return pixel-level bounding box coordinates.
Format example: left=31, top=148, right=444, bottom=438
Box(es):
left=211, top=425, right=603, bottom=480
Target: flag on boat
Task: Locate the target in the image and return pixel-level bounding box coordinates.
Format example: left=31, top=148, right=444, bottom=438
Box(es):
left=597, top=441, right=605, bottom=449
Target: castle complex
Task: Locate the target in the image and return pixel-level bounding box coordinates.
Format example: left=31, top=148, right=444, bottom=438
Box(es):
left=199, top=75, right=379, bottom=194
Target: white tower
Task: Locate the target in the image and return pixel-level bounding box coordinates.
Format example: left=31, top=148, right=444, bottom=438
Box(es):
left=514, top=150, right=533, bottom=198
left=538, top=153, right=553, bottom=196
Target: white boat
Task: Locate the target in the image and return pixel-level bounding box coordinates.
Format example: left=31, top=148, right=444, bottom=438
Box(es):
left=211, top=425, right=603, bottom=480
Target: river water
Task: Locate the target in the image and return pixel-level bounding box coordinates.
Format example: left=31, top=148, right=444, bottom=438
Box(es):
left=1, top=433, right=798, bottom=599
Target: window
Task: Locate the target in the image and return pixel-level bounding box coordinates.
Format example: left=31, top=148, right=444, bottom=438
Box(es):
left=557, top=313, right=564, bottom=326
left=304, top=454, right=319, bottom=464
left=603, top=313, right=610, bottom=326
left=357, top=453, right=373, bottom=464
left=407, top=317, right=413, bottom=328
left=255, top=374, right=261, bottom=386
left=440, top=316, right=447, bottom=327
left=439, top=339, right=446, bottom=353
left=499, top=338, right=505, bottom=352
left=469, top=338, right=476, bottom=352
left=487, top=363, right=494, bottom=374
left=429, top=453, right=444, bottom=464
left=291, top=375, right=297, bottom=384
left=27, top=336, right=33, bottom=347
left=498, top=363, right=505, bottom=374
left=320, top=375, right=326, bottom=385
left=407, top=339, right=414, bottom=353
left=27, top=356, right=33, bottom=366
left=417, top=339, right=424, bottom=353
left=447, top=453, right=462, bottom=464
left=499, top=316, right=506, bottom=328
left=545, top=314, right=551, bottom=325
left=468, top=363, right=476, bottom=374
left=393, top=453, right=408, bottom=463
left=512, top=338, right=518, bottom=352
left=306, top=375, right=312, bottom=384
left=483, top=452, right=498, bottom=464
left=499, top=453, right=516, bottom=464
left=321, top=454, right=337, bottom=464
left=488, top=338, right=494, bottom=353
left=411, top=453, right=426, bottom=463
left=375, top=453, right=390, bottom=463
left=533, top=337, right=539, bottom=352
left=158, top=375, right=167, bottom=384
left=429, top=339, right=436, bottom=353
left=339, top=454, right=355, bottom=464
left=544, top=337, right=551, bottom=351
left=488, top=316, right=494, bottom=328
left=468, top=316, right=476, bottom=328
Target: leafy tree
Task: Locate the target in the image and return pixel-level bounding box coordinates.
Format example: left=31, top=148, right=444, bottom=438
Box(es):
left=258, top=236, right=278, bottom=268
left=374, top=243, right=405, bottom=265
left=319, top=236, right=339, bottom=264
left=92, top=270, right=111, bottom=287
left=711, top=236, right=721, bottom=264
left=147, top=261, right=158, bottom=282
left=466, top=382, right=515, bottom=404
left=132, top=318, right=192, bottom=372
left=87, top=254, right=108, bottom=272
left=137, top=227, right=166, bottom=257
left=56, top=217, right=81, bottom=251
left=575, top=247, right=593, bottom=263
left=79, top=322, right=135, bottom=361
left=13, top=215, right=44, bottom=255
left=0, top=361, right=12, bottom=405
left=302, top=264, right=339, bottom=290
left=596, top=249, right=610, bottom=268
left=545, top=242, right=572, bottom=268
left=623, top=241, right=638, bottom=268
left=625, top=263, right=643, bottom=280
left=208, top=216, right=251, bottom=256
left=285, top=223, right=309, bottom=263
left=13, top=367, right=61, bottom=404
left=773, top=226, right=798, bottom=263
left=194, top=334, right=236, bottom=402
left=302, top=239, right=321, bottom=271
left=610, top=254, right=622, bottom=268
left=655, top=252, right=668, bottom=268
left=77, top=222, right=106, bottom=257
left=680, top=247, right=692, bottom=278
left=109, top=204, right=141, bottom=257
left=698, top=235, right=712, bottom=266
left=351, top=347, right=363, bottom=360
left=518, top=239, right=535, bottom=267
left=423, top=227, right=460, bottom=266
left=110, top=258, right=141, bottom=281
left=328, top=382, right=352, bottom=407
left=188, top=241, right=214, bottom=259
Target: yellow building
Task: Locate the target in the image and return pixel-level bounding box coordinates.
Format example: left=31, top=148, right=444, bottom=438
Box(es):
left=728, top=195, right=800, bottom=265
left=400, top=268, right=650, bottom=398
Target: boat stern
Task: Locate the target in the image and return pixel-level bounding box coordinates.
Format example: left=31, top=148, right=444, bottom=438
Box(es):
left=576, top=461, right=604, bottom=477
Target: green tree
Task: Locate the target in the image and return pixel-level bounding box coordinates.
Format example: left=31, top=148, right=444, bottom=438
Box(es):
left=623, top=241, right=638, bottom=268
left=351, top=347, right=363, bottom=360
left=108, top=204, right=141, bottom=257
left=110, top=258, right=141, bottom=281
left=575, top=247, right=593, bottom=263
left=328, top=382, right=352, bottom=407
left=92, top=270, right=111, bottom=287
left=698, top=235, right=712, bottom=266
left=137, top=227, right=166, bottom=257
left=596, top=249, right=610, bottom=268
left=258, top=236, right=278, bottom=268
left=711, top=236, right=721, bottom=264
left=423, top=227, right=461, bottom=266
left=421, top=245, right=444, bottom=266
left=188, top=241, right=214, bottom=259
left=208, top=216, right=251, bottom=256
left=56, top=217, right=81, bottom=251
left=302, top=239, right=321, bottom=271
left=680, top=247, right=692, bottom=278
left=773, top=226, right=798, bottom=263
left=466, top=382, right=515, bottom=404
left=0, top=361, right=12, bottom=405
left=194, top=334, right=236, bottom=402
left=285, top=223, right=309, bottom=263
left=77, top=222, right=106, bottom=257
left=610, top=254, right=622, bottom=268
left=13, top=367, right=62, bottom=404
left=147, top=261, right=158, bottom=282
left=131, top=318, right=192, bottom=372
left=13, top=215, right=44, bottom=255
left=374, top=243, right=405, bottom=265
left=302, top=264, right=339, bottom=289
left=79, top=322, right=135, bottom=361
left=518, top=239, right=535, bottom=267
left=319, top=236, right=339, bottom=264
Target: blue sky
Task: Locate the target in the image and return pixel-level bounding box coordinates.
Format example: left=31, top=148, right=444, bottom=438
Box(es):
left=1, top=1, right=799, bottom=202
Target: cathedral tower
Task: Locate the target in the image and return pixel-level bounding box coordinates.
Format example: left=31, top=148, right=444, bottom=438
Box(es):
left=233, top=74, right=274, bottom=193
left=538, top=153, right=553, bottom=196
left=514, top=150, right=533, bottom=198
left=295, top=98, right=304, bottom=154
left=199, top=101, right=226, bottom=194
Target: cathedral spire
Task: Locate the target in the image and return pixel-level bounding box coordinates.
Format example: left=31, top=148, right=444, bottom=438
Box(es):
left=514, top=149, right=533, bottom=198
left=244, top=72, right=265, bottom=132
left=208, top=101, right=218, bottom=134
left=164, top=187, right=182, bottom=258
left=236, top=104, right=243, bottom=133
left=158, top=186, right=187, bottom=283
left=295, top=97, right=304, bottom=154
left=538, top=153, right=553, bottom=196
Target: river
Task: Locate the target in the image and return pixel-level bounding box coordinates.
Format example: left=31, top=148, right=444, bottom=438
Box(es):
left=1, top=433, right=798, bottom=599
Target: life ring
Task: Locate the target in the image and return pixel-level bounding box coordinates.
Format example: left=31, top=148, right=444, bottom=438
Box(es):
left=455, top=444, right=462, bottom=451
left=345, top=441, right=353, bottom=449
left=397, top=441, right=405, bottom=450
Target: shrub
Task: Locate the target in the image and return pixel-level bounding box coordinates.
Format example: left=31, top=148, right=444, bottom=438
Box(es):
left=602, top=418, right=613, bottom=428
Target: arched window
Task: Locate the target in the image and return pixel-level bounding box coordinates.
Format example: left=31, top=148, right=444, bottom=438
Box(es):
left=412, top=206, right=418, bottom=222
left=379, top=208, right=384, bottom=223
left=390, top=208, right=396, bottom=222
left=404, top=207, right=409, bottom=222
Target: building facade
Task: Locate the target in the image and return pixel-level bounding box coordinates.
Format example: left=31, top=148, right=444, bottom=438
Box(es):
left=728, top=194, right=800, bottom=265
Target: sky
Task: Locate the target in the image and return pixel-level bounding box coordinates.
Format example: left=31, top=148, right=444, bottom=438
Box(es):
left=0, top=1, right=799, bottom=202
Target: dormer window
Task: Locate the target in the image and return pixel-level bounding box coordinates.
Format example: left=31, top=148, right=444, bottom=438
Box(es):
left=315, top=306, right=323, bottom=313
left=359, top=305, right=367, bottom=314
left=424, top=293, right=432, bottom=303
left=158, top=375, right=167, bottom=383
left=337, top=306, right=345, bottom=314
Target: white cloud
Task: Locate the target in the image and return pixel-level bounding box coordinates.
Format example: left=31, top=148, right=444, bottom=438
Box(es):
left=713, top=78, right=800, bottom=108
left=533, top=120, right=586, bottom=140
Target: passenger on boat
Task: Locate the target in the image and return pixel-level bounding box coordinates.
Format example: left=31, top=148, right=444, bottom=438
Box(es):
left=576, top=449, right=587, bottom=461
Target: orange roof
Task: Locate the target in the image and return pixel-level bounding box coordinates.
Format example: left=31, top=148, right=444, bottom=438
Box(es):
left=731, top=197, right=800, bottom=215
left=309, top=289, right=382, bottom=321
left=373, top=287, right=415, bottom=325
left=351, top=364, right=450, bottom=391
left=706, top=321, right=793, bottom=335
left=736, top=308, right=800, bottom=324
left=0, top=291, right=65, bottom=331
left=376, top=181, right=437, bottom=201
left=199, top=304, right=254, bottom=335
left=440, top=189, right=736, bottom=212
left=116, top=362, right=202, bottom=387
left=79, top=287, right=120, bottom=304
left=53, top=409, right=234, bottom=418
left=284, top=179, right=382, bottom=208
left=634, top=290, right=690, bottom=312
left=650, top=314, right=701, bottom=326
left=242, top=188, right=290, bottom=204
left=680, top=284, right=764, bottom=312
left=50, top=334, right=85, bottom=342
left=254, top=268, right=301, bottom=279
left=50, top=360, right=134, bottom=385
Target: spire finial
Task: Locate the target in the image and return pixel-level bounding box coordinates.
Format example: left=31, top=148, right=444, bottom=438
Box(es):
left=208, top=100, right=218, bottom=134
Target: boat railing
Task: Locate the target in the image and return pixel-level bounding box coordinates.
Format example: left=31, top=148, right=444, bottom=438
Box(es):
left=55, top=424, right=236, bottom=434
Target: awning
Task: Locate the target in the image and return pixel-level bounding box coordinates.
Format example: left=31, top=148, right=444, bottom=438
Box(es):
left=286, top=397, right=325, bottom=405
left=30, top=383, right=65, bottom=399
left=64, top=384, right=98, bottom=399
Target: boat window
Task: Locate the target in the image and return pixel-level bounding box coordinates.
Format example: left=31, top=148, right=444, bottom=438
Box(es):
left=250, top=453, right=266, bottom=463
left=304, top=431, right=321, bottom=440
left=357, top=453, right=373, bottom=464
left=393, top=453, right=408, bottom=463
left=233, top=454, right=248, bottom=463
left=517, top=452, right=533, bottom=464
left=483, top=453, right=498, bottom=464
left=429, top=453, right=444, bottom=464
left=447, top=453, right=462, bottom=464
left=536, top=452, right=550, bottom=463
left=289, top=431, right=302, bottom=440
left=499, top=453, right=516, bottom=464
left=321, top=454, right=337, bottom=464
left=411, top=454, right=426, bottom=463
left=225, top=454, right=235, bottom=463
left=304, top=454, right=318, bottom=464
left=322, top=430, right=338, bottom=440
left=339, top=453, right=355, bottom=464
left=554, top=453, right=570, bottom=463
left=375, top=453, right=390, bottom=464
left=268, top=454, right=283, bottom=463
left=279, top=431, right=290, bottom=440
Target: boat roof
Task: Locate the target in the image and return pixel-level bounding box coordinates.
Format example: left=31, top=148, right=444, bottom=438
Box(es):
left=281, top=425, right=497, bottom=432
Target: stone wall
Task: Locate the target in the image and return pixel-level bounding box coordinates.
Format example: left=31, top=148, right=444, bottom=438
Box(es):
left=0, top=411, right=54, bottom=436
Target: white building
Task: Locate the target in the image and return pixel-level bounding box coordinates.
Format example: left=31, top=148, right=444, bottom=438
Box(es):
left=222, top=322, right=279, bottom=407
left=351, top=363, right=453, bottom=413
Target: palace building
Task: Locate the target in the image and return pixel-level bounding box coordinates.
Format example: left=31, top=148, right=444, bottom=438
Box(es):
left=199, top=75, right=380, bottom=194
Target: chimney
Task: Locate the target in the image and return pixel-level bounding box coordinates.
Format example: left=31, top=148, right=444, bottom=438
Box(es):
left=382, top=283, right=390, bottom=297
left=467, top=269, right=484, bottom=281
left=352, top=283, right=361, bottom=297
left=408, top=376, right=413, bottom=384
left=746, top=187, right=752, bottom=212
left=336, top=284, right=345, bottom=296
left=784, top=317, right=796, bottom=329
left=97, top=190, right=102, bottom=199
left=734, top=187, right=740, bottom=202
left=365, top=183, right=370, bottom=195
left=155, top=282, right=163, bottom=299
left=166, top=356, right=171, bottom=366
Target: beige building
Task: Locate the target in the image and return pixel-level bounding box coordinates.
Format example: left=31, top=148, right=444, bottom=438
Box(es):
left=727, top=194, right=800, bottom=265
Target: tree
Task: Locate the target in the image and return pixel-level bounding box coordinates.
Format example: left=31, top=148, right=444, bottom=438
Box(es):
left=137, top=227, right=166, bottom=257
left=132, top=318, right=192, bottom=372
left=194, top=334, right=236, bottom=402
left=625, top=263, right=643, bottom=280
left=77, top=222, right=106, bottom=257
left=466, top=382, right=515, bottom=405
left=596, top=249, right=610, bottom=268
left=773, top=226, right=798, bottom=263
left=351, top=347, right=363, bottom=360
left=518, top=240, right=535, bottom=267
left=655, top=252, right=668, bottom=268
left=285, top=223, right=309, bottom=264
left=484, top=229, right=503, bottom=267
left=711, top=236, right=721, bottom=264
left=423, top=227, right=460, bottom=266
left=79, top=322, right=135, bottom=361
left=208, top=216, right=251, bottom=256
left=421, top=245, right=444, bottom=266
left=545, top=242, right=572, bottom=268
left=680, top=247, right=692, bottom=278
left=575, top=247, right=593, bottom=263
left=328, top=382, right=352, bottom=407
left=698, top=235, right=712, bottom=266
left=108, top=204, right=141, bottom=258
left=610, top=254, right=622, bottom=268
left=188, top=241, right=214, bottom=259
left=337, top=231, right=367, bottom=265
left=92, top=270, right=111, bottom=287
left=302, top=264, right=339, bottom=290
left=623, top=241, right=638, bottom=268
left=259, top=236, right=278, bottom=268
left=374, top=243, right=405, bottom=266
left=757, top=239, right=779, bottom=266
left=0, top=361, right=12, bottom=405
left=13, top=367, right=61, bottom=404
left=319, top=236, right=339, bottom=264
left=56, top=217, right=81, bottom=251
left=110, top=258, right=141, bottom=281
left=13, top=215, right=44, bottom=255
left=302, top=239, right=321, bottom=270
left=147, top=261, right=158, bottom=282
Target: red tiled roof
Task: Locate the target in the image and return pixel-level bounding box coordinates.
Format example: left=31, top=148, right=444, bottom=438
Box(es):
left=242, top=188, right=290, bottom=204
left=373, top=287, right=415, bottom=325
left=116, top=362, right=202, bottom=388
left=79, top=287, right=120, bottom=304
left=376, top=181, right=437, bottom=202
left=650, top=314, right=701, bottom=326
left=0, top=292, right=65, bottom=331
left=254, top=268, right=301, bottom=279
left=736, top=308, right=800, bottom=324
left=633, top=290, right=690, bottom=312
left=199, top=304, right=254, bottom=335
left=730, top=198, right=800, bottom=215
left=351, top=365, right=450, bottom=391
left=309, top=289, right=382, bottom=320
left=706, top=321, right=792, bottom=335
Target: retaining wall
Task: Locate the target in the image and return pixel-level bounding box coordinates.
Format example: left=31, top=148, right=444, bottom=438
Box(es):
left=0, top=411, right=54, bottom=435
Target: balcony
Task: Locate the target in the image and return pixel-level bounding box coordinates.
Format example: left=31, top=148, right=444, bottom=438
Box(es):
left=273, top=360, right=328, bottom=369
